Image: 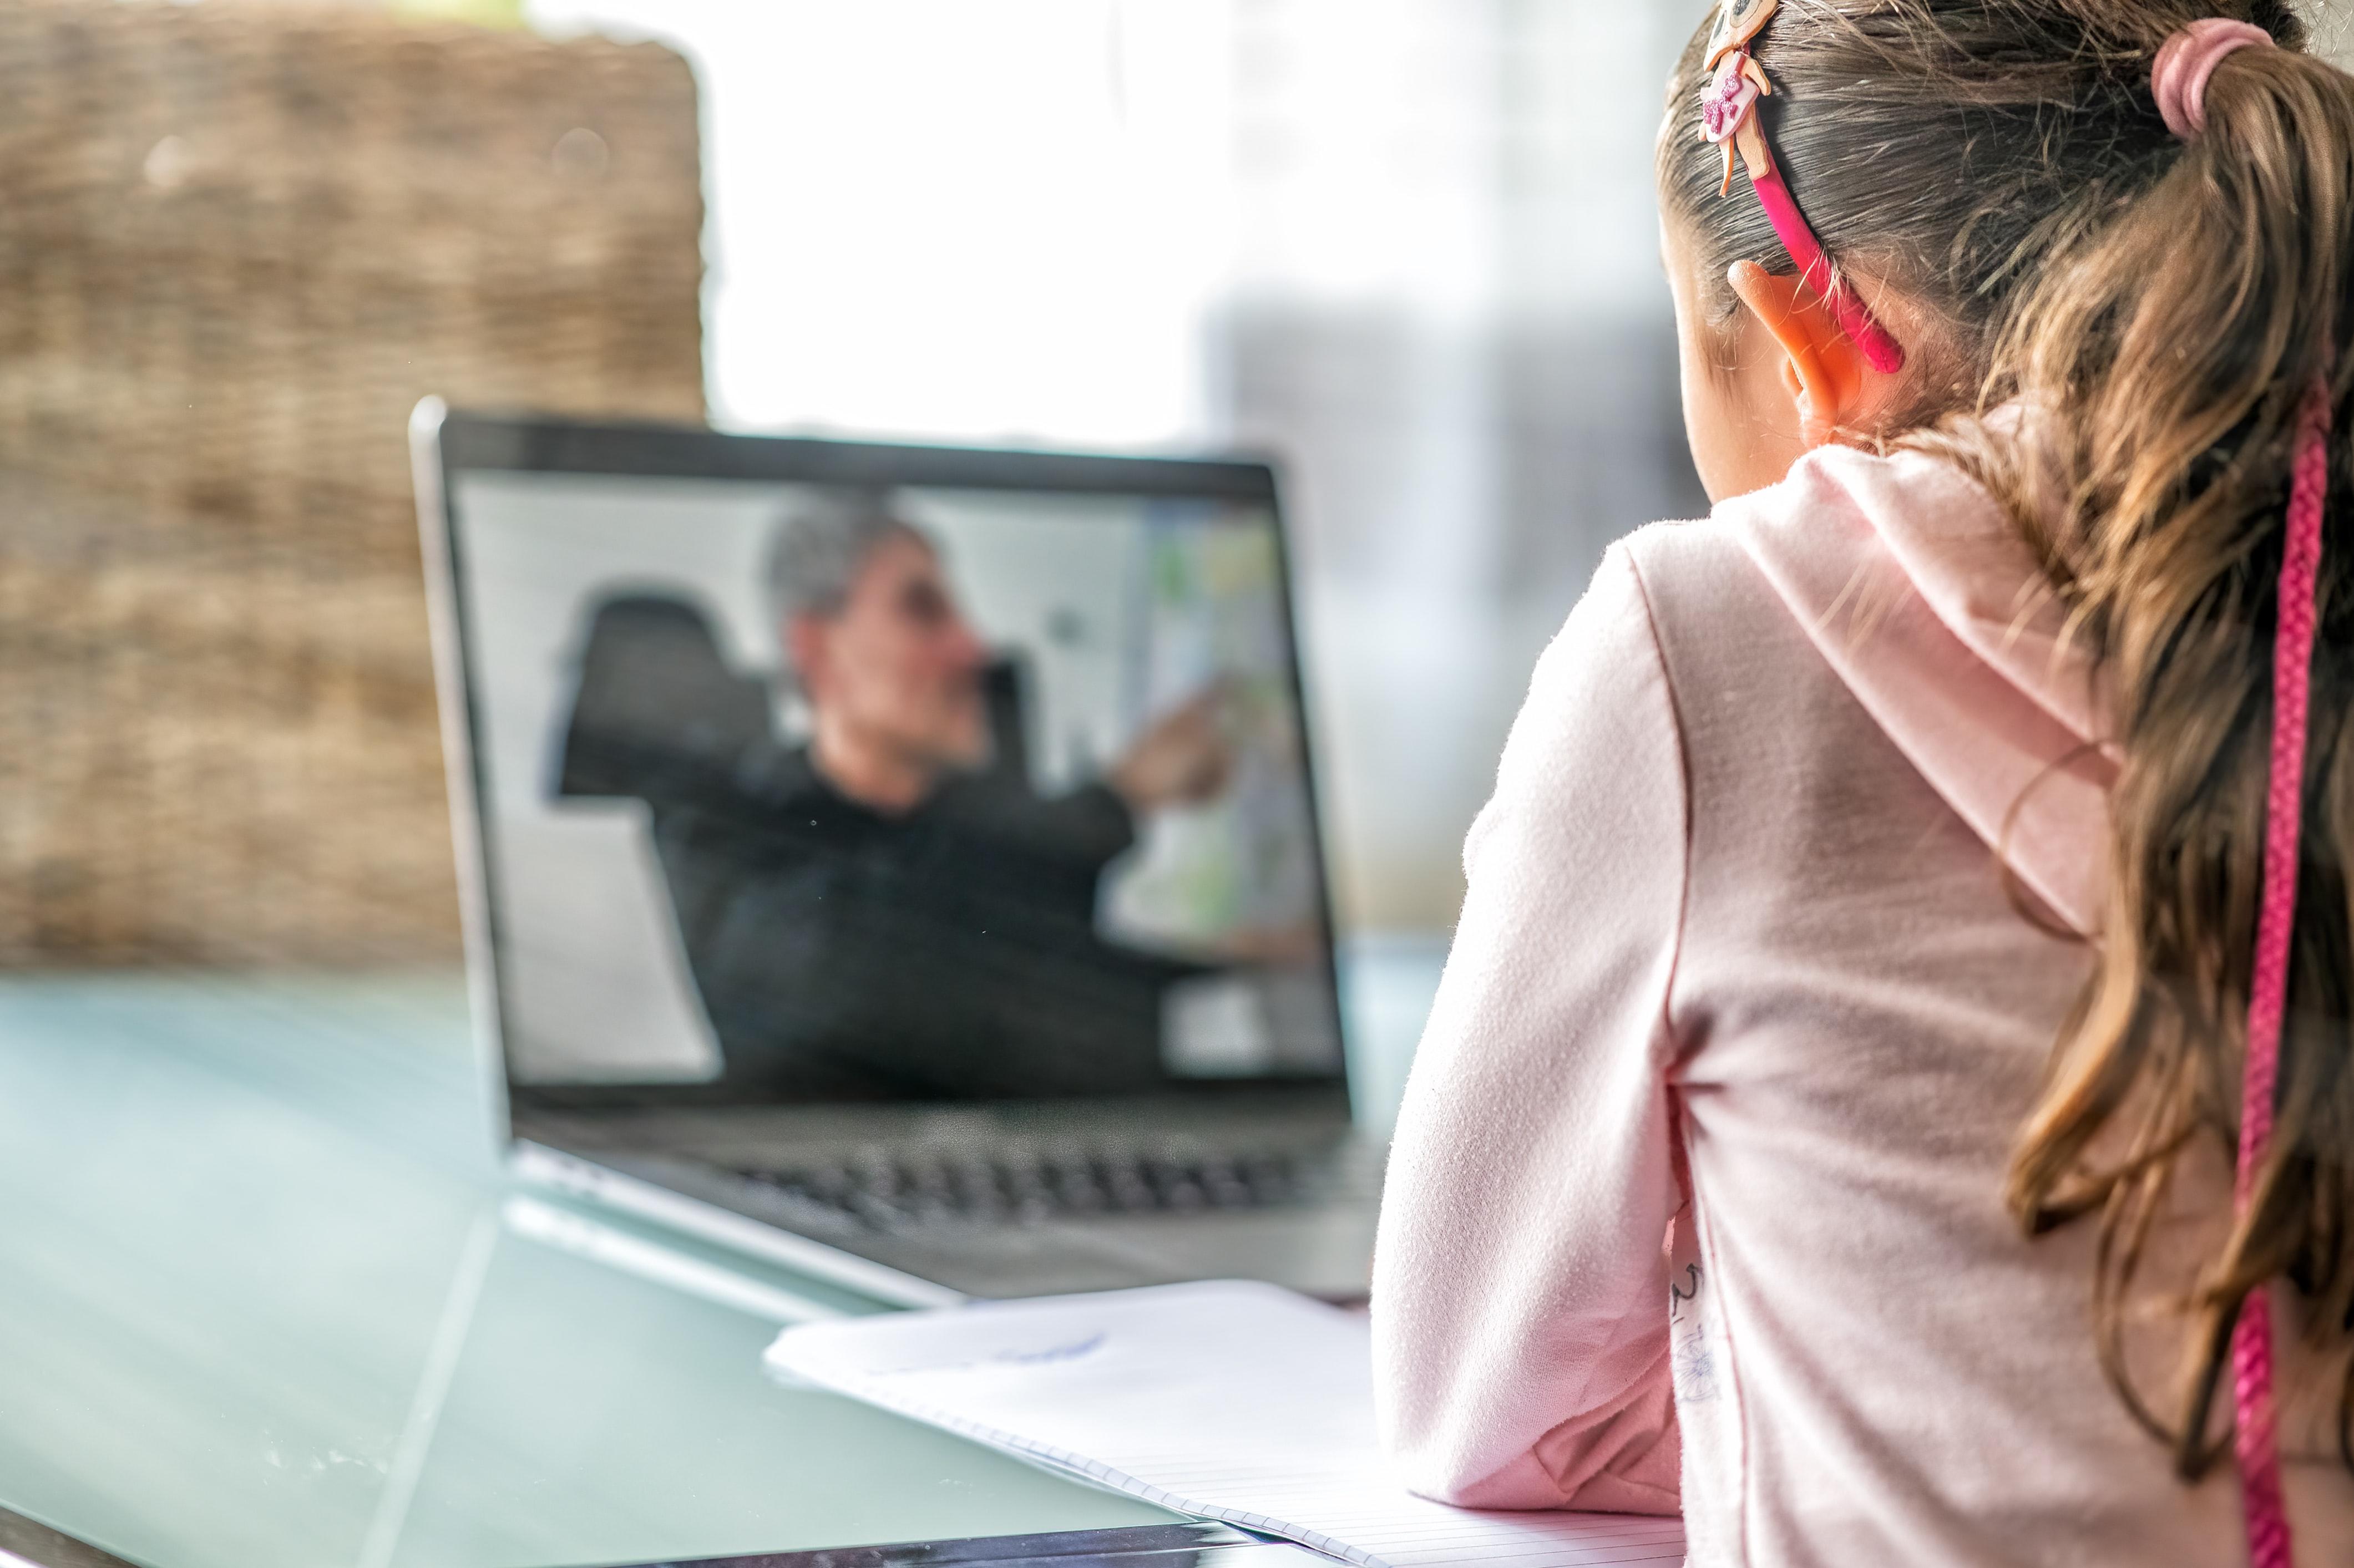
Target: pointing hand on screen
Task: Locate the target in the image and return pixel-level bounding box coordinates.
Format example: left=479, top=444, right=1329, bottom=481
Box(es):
left=1108, top=684, right=1234, bottom=814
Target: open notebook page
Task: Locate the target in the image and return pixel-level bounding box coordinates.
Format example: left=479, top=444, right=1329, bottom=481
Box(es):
left=765, top=1280, right=1685, bottom=1568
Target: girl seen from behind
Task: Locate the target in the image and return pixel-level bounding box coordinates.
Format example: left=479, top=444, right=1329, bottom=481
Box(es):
left=1371, top=2, right=2354, bottom=1564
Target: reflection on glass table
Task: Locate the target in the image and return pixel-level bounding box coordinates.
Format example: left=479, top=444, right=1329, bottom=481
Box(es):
left=0, top=943, right=1440, bottom=1568
left=590, top=1521, right=1322, bottom=1568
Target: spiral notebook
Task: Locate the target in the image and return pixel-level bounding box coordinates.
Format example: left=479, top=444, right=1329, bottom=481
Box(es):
left=764, top=1280, right=1685, bottom=1568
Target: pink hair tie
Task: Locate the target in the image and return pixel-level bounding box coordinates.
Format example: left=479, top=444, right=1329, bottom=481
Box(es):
left=2152, top=18, right=2274, bottom=138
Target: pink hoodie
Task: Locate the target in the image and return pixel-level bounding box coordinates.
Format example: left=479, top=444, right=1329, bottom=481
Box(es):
left=1370, top=443, right=2354, bottom=1565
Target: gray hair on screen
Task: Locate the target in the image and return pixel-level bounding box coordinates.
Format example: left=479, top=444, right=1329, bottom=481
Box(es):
left=763, top=486, right=928, bottom=628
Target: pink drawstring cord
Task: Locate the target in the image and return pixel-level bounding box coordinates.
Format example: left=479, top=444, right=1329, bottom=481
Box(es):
left=2231, top=374, right=2332, bottom=1568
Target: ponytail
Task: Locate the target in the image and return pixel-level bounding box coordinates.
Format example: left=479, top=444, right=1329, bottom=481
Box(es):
left=1991, top=7, right=2354, bottom=1481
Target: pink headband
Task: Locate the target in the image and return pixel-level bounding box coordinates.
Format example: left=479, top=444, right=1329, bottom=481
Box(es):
left=2156, top=19, right=2316, bottom=1568
left=2152, top=17, right=2273, bottom=138
left=1697, top=0, right=1906, bottom=374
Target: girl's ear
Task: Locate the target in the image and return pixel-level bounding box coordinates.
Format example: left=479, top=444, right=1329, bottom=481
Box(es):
left=1727, top=260, right=1875, bottom=446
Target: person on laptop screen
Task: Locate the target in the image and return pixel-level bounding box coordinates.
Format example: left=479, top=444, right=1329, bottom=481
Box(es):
left=563, top=489, right=1241, bottom=1100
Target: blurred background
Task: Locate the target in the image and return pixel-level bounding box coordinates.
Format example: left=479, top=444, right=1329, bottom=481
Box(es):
left=0, top=0, right=1716, bottom=978
left=9, top=0, right=2346, bottom=967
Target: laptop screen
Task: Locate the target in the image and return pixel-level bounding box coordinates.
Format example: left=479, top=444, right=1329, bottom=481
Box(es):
left=434, top=419, right=1345, bottom=1107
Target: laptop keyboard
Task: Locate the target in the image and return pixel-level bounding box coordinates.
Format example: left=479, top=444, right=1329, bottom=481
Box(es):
left=736, top=1148, right=1315, bottom=1230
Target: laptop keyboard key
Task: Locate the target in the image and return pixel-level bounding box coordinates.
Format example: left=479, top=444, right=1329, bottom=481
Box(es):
left=738, top=1146, right=1319, bottom=1231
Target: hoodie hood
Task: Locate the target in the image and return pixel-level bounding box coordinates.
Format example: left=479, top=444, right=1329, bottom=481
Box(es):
left=1723, top=442, right=2113, bottom=936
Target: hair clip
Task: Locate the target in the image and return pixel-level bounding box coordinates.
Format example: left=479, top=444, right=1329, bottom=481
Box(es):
left=1704, top=0, right=1777, bottom=72
left=1697, top=0, right=1906, bottom=374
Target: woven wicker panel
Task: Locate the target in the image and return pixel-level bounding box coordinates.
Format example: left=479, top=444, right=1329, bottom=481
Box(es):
left=0, top=0, right=705, bottom=966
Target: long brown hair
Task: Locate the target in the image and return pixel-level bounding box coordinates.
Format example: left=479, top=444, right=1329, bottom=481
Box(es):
left=1658, top=0, right=2354, bottom=1475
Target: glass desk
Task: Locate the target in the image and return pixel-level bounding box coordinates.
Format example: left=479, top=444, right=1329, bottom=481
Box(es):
left=0, top=944, right=1442, bottom=1568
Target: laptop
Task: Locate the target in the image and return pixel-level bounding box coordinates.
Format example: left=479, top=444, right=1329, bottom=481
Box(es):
left=411, top=403, right=1381, bottom=1304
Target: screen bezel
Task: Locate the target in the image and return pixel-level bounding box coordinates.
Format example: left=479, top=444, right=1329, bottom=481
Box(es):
left=426, top=407, right=1351, bottom=1121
